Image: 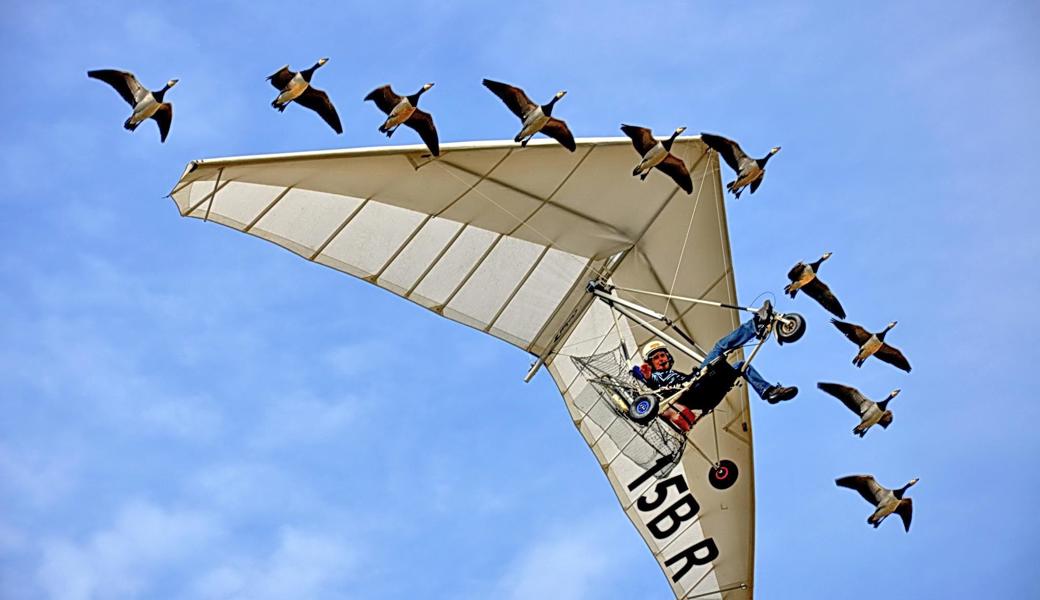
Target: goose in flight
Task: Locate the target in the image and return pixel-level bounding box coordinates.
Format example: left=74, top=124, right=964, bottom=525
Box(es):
left=482, top=79, right=575, bottom=151
left=620, top=125, right=692, bottom=193
left=831, top=319, right=911, bottom=372
left=700, top=132, right=780, bottom=198
left=87, top=69, right=177, bottom=142
left=836, top=474, right=918, bottom=531
left=267, top=58, right=342, bottom=134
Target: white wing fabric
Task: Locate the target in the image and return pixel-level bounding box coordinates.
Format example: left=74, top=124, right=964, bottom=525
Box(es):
left=169, top=137, right=755, bottom=598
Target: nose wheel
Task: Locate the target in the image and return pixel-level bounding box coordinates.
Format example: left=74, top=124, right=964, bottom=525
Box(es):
left=708, top=459, right=739, bottom=490
left=775, top=312, right=807, bottom=344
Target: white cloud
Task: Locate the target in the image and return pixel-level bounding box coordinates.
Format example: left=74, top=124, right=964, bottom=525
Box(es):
left=249, top=392, right=356, bottom=449
left=0, top=442, right=81, bottom=508
left=193, top=527, right=355, bottom=600
left=36, top=500, right=222, bottom=600
left=491, top=513, right=631, bottom=600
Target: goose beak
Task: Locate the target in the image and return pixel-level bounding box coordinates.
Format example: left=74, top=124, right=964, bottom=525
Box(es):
left=822, top=252, right=832, bottom=260
left=908, top=478, right=919, bottom=487
left=167, top=79, right=179, bottom=87
left=424, top=82, right=435, bottom=90
left=318, top=57, right=329, bottom=66
left=675, top=126, right=687, bottom=135
left=890, top=388, right=902, bottom=398
left=771, top=146, right=781, bottom=154
left=555, top=90, right=567, bottom=99
left=888, top=321, right=898, bottom=329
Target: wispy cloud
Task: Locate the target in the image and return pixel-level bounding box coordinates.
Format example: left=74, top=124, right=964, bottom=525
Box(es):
left=489, top=513, right=636, bottom=600
left=192, top=527, right=356, bottom=600
left=36, top=500, right=222, bottom=600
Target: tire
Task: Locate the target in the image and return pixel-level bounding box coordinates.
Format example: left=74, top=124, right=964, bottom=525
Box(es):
left=708, top=459, right=739, bottom=490
left=627, top=394, right=660, bottom=425
left=775, top=312, right=807, bottom=345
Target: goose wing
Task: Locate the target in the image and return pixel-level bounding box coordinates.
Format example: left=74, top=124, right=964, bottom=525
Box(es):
left=874, top=343, right=912, bottom=372
left=620, top=124, right=658, bottom=155
left=802, top=278, right=847, bottom=319
left=364, top=85, right=402, bottom=114
left=482, top=79, right=536, bottom=119
left=700, top=133, right=748, bottom=172
left=267, top=66, right=295, bottom=90
left=655, top=154, right=693, bottom=193
left=831, top=319, right=872, bottom=345
left=295, top=87, right=343, bottom=134
left=817, top=382, right=868, bottom=415
left=404, top=109, right=440, bottom=156
left=152, top=103, right=173, bottom=143
left=895, top=498, right=913, bottom=532
left=749, top=175, right=765, bottom=194
left=88, top=69, right=147, bottom=106
left=787, top=262, right=808, bottom=282
left=540, top=117, right=576, bottom=152
left=836, top=475, right=885, bottom=505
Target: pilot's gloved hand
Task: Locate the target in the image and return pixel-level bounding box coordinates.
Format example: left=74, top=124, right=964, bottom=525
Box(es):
left=631, top=365, right=646, bottom=381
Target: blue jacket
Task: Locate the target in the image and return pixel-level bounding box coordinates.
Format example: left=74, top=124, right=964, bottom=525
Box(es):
left=646, top=368, right=693, bottom=390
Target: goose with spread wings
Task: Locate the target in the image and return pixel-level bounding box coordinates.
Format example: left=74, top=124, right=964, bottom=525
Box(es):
left=620, top=125, right=692, bottom=193
left=700, top=132, right=780, bottom=198
left=785, top=252, right=846, bottom=318
left=267, top=58, right=342, bottom=134
left=836, top=475, right=918, bottom=531
left=87, top=69, right=177, bottom=143
left=365, top=83, right=439, bottom=156
left=482, top=79, right=575, bottom=151
left=831, top=319, right=911, bottom=372
left=818, top=382, right=900, bottom=437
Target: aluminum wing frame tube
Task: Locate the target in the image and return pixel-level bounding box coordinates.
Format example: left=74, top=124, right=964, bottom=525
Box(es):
left=590, top=286, right=706, bottom=364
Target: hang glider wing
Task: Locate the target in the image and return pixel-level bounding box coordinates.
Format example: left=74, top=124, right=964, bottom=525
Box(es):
left=168, top=136, right=754, bottom=599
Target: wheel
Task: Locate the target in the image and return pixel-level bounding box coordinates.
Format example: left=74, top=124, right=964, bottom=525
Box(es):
left=775, top=312, right=807, bottom=345
left=708, top=459, right=739, bottom=490
left=627, top=394, right=660, bottom=425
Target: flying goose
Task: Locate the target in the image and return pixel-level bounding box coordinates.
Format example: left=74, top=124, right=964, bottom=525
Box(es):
left=831, top=320, right=911, bottom=372
left=699, top=133, right=780, bottom=199
left=836, top=475, right=918, bottom=531
left=482, top=79, right=575, bottom=151
left=620, top=125, right=692, bottom=193
left=87, top=69, right=177, bottom=142
left=267, top=58, right=342, bottom=134
left=365, top=83, right=439, bottom=156
left=817, top=382, right=900, bottom=437
left=785, top=252, right=846, bottom=318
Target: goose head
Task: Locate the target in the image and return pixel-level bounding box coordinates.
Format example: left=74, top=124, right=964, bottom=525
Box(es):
left=153, top=79, right=178, bottom=100
left=302, top=58, right=329, bottom=79
left=877, top=389, right=900, bottom=410
left=543, top=90, right=567, bottom=113
left=759, top=145, right=781, bottom=165
left=878, top=321, right=897, bottom=340
left=408, top=83, right=435, bottom=104
left=810, top=252, right=832, bottom=270
left=895, top=478, right=919, bottom=498
left=662, top=126, right=686, bottom=150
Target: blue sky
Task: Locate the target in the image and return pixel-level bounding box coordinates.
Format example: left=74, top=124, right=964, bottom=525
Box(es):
left=1, top=1, right=1038, bottom=598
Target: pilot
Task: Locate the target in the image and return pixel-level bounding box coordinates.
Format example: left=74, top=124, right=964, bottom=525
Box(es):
left=637, top=300, right=798, bottom=405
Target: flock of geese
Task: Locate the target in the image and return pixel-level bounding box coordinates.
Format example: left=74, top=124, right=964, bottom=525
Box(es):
left=784, top=252, right=918, bottom=531
left=86, top=59, right=918, bottom=533
left=85, top=60, right=780, bottom=199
